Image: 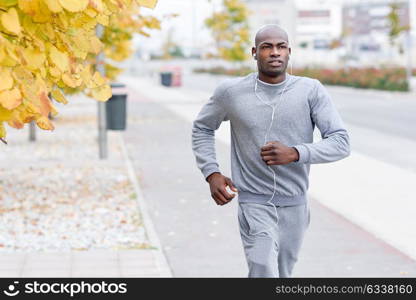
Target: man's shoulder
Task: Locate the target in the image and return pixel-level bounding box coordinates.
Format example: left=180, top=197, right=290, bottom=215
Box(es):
left=291, top=74, right=331, bottom=102
left=290, top=74, right=319, bottom=88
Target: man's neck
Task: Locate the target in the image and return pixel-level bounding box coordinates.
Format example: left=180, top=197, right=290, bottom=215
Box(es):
left=258, top=72, right=286, bottom=84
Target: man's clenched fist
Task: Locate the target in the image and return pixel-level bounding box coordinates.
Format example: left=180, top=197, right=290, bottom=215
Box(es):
left=260, top=141, right=299, bottom=165
left=206, top=172, right=238, bottom=206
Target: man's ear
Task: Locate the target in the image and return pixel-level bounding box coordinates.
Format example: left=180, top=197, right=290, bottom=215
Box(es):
left=252, top=47, right=257, bottom=60
left=288, top=47, right=292, bottom=57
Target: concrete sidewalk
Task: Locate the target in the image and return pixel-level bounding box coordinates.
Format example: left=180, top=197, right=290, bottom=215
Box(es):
left=0, top=95, right=172, bottom=278
left=0, top=250, right=163, bottom=277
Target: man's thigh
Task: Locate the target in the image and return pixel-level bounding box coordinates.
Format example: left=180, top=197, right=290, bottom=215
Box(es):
left=238, top=202, right=280, bottom=277
left=238, top=202, right=310, bottom=277
left=277, top=203, right=310, bottom=277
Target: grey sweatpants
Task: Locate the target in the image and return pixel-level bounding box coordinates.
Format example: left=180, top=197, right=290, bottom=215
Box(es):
left=238, top=201, right=310, bottom=278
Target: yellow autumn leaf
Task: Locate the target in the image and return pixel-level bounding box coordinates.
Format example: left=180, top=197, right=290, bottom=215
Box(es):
left=37, top=0, right=53, bottom=23
left=62, top=72, right=82, bottom=88
left=0, top=122, right=6, bottom=138
left=57, top=10, right=68, bottom=27
left=0, top=53, right=17, bottom=67
left=44, top=0, right=63, bottom=13
left=36, top=83, right=53, bottom=117
left=23, top=100, right=41, bottom=114
left=91, top=71, right=106, bottom=86
left=72, top=48, right=88, bottom=60
left=72, top=33, right=91, bottom=53
left=7, top=118, right=23, bottom=129
left=22, top=48, right=46, bottom=70
left=136, top=0, right=158, bottom=9
left=84, top=8, right=97, bottom=18
left=12, top=65, right=34, bottom=82
left=49, top=45, right=69, bottom=72
left=18, top=0, right=38, bottom=16
left=19, top=106, right=35, bottom=123
left=7, top=107, right=25, bottom=129
left=49, top=102, right=58, bottom=116
left=25, top=91, right=51, bottom=118
left=80, top=64, right=92, bottom=84
left=96, top=14, right=108, bottom=26
left=36, top=115, right=54, bottom=130
left=12, top=106, right=34, bottom=124
left=105, top=63, right=122, bottom=80
left=18, top=0, right=50, bottom=23
left=0, top=46, right=5, bottom=62
left=0, top=87, right=22, bottom=110
left=0, top=68, right=13, bottom=91
left=43, top=23, right=56, bottom=41
left=51, top=89, right=67, bottom=104
left=89, top=0, right=103, bottom=12
left=104, top=0, right=118, bottom=13
left=70, top=14, right=96, bottom=30
left=0, top=0, right=17, bottom=8
left=58, top=0, right=88, bottom=12
left=5, top=45, right=18, bottom=62
left=89, top=36, right=103, bottom=54
left=1, top=7, right=21, bottom=35
left=90, top=84, right=111, bottom=101
left=49, top=66, right=61, bottom=78
left=0, top=104, right=12, bottom=121
left=39, top=66, right=46, bottom=77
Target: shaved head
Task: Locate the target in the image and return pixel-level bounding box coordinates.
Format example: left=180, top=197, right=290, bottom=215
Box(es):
left=255, top=24, right=289, bottom=47
left=252, top=24, right=291, bottom=83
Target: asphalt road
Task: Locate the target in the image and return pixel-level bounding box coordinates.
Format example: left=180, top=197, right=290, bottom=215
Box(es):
left=180, top=72, right=416, bottom=173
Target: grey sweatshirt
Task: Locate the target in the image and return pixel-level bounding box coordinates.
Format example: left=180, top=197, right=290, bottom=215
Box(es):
left=191, top=72, right=350, bottom=206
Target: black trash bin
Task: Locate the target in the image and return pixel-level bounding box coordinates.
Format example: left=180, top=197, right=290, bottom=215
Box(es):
left=160, top=72, right=172, bottom=87
left=106, top=83, right=127, bottom=130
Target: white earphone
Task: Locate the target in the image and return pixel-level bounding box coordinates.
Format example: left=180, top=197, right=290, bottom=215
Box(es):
left=250, top=73, right=292, bottom=234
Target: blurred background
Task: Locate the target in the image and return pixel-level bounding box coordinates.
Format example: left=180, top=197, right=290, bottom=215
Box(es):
left=133, top=0, right=415, bottom=90
left=120, top=0, right=416, bottom=277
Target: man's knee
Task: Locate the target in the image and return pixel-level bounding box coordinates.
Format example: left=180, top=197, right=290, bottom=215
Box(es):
left=247, top=253, right=278, bottom=278
left=278, top=248, right=299, bottom=278
left=245, top=236, right=279, bottom=278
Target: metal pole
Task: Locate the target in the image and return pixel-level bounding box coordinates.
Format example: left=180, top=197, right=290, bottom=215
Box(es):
left=29, top=121, right=36, bottom=142
left=405, top=0, right=414, bottom=91
left=96, top=24, right=107, bottom=159
left=405, top=30, right=412, bottom=91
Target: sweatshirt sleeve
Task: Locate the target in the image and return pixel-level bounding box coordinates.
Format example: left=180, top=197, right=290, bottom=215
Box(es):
left=293, top=79, right=350, bottom=164
left=192, top=83, right=229, bottom=181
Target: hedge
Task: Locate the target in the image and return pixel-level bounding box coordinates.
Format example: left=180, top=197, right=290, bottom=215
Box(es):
left=194, top=66, right=409, bottom=91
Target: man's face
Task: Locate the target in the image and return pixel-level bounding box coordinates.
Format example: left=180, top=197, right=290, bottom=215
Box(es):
left=253, top=38, right=291, bottom=77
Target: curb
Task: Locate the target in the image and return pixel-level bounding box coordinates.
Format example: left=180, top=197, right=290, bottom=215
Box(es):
left=118, top=133, right=173, bottom=277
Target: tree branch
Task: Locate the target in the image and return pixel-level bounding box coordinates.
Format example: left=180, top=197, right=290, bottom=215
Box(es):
left=0, top=30, right=18, bottom=38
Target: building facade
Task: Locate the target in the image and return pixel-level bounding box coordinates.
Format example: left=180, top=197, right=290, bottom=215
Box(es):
left=245, top=0, right=297, bottom=46
left=342, top=0, right=410, bottom=62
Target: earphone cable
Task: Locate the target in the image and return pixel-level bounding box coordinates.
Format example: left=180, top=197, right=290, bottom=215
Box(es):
left=253, top=72, right=291, bottom=230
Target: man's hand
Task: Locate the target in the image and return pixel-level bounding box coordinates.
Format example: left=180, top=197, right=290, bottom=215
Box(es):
left=206, top=172, right=238, bottom=206
left=260, top=141, right=299, bottom=165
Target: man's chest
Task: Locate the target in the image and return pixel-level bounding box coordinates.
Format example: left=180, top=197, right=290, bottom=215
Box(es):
left=225, top=91, right=312, bottom=133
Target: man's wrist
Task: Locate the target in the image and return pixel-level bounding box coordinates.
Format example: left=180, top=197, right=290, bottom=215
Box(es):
left=206, top=172, right=221, bottom=183
left=291, top=147, right=300, bottom=162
